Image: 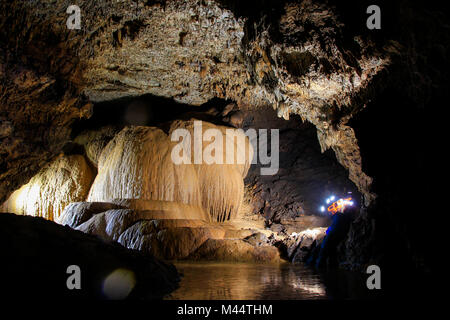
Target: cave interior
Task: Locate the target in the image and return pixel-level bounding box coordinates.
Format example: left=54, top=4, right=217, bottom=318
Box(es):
left=0, top=0, right=444, bottom=300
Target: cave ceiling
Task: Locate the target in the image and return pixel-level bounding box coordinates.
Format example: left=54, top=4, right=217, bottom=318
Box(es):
left=0, top=0, right=398, bottom=204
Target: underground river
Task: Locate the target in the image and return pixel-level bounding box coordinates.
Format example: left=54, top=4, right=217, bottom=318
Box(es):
left=166, top=261, right=376, bottom=300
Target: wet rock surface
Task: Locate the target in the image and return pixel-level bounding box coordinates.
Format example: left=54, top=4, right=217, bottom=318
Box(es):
left=283, top=228, right=327, bottom=261
left=188, top=238, right=280, bottom=262
left=58, top=200, right=281, bottom=262
left=56, top=201, right=122, bottom=228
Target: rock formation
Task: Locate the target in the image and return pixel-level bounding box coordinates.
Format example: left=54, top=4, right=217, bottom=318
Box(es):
left=73, top=125, right=120, bottom=167
left=0, top=154, right=95, bottom=221
left=168, top=120, right=253, bottom=222
left=87, top=125, right=203, bottom=207
left=58, top=199, right=280, bottom=262
left=87, top=120, right=252, bottom=222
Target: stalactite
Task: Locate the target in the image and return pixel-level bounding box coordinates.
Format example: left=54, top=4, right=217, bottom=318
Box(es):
left=169, top=120, right=253, bottom=222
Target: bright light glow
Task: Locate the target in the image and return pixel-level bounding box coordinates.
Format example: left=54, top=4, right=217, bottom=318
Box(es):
left=320, top=206, right=325, bottom=212
left=327, top=197, right=353, bottom=215
left=342, top=199, right=353, bottom=206
left=330, top=195, right=335, bottom=201
left=1, top=177, right=45, bottom=217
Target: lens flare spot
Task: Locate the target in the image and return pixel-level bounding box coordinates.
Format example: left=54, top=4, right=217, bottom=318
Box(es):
left=102, top=268, right=136, bottom=300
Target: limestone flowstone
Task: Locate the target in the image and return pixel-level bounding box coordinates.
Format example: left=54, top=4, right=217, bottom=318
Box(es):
left=73, top=125, right=120, bottom=167
left=51, top=119, right=279, bottom=262
left=88, top=121, right=252, bottom=222
left=168, top=120, right=253, bottom=222
left=0, top=154, right=95, bottom=221
left=87, top=126, right=204, bottom=207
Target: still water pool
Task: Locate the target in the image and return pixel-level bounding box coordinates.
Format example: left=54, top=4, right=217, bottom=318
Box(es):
left=166, top=261, right=372, bottom=300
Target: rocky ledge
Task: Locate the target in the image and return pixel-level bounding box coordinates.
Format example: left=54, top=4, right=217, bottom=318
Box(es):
left=59, top=200, right=281, bottom=263
left=0, top=213, right=179, bottom=299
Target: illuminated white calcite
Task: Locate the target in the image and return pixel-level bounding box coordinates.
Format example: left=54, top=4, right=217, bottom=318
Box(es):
left=87, top=121, right=253, bottom=222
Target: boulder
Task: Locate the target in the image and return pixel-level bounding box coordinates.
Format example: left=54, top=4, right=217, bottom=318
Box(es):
left=76, top=209, right=137, bottom=241
left=117, top=220, right=226, bottom=260
left=289, top=228, right=327, bottom=263
left=0, top=213, right=179, bottom=299
left=244, top=232, right=269, bottom=247
left=56, top=201, right=121, bottom=227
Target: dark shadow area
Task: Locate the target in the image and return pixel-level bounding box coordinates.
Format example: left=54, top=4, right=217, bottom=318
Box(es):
left=71, top=95, right=232, bottom=139
left=0, top=213, right=179, bottom=300
left=345, top=0, right=447, bottom=290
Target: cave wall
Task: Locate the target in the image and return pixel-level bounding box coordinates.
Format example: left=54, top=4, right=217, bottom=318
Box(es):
left=337, top=1, right=447, bottom=275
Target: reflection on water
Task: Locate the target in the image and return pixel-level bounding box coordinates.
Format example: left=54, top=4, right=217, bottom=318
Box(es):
left=166, top=261, right=371, bottom=300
